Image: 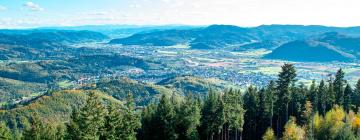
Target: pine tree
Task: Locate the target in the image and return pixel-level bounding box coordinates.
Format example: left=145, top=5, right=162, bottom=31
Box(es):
left=175, top=93, right=201, bottom=140
left=276, top=63, right=297, bottom=135
left=318, top=80, right=327, bottom=116
left=264, top=81, right=277, bottom=128
left=258, top=88, right=269, bottom=138
left=101, top=103, right=123, bottom=140
left=118, top=93, right=141, bottom=140
left=0, top=122, right=12, bottom=140
left=343, top=84, right=353, bottom=112
left=309, top=80, right=318, bottom=112
left=214, top=96, right=225, bottom=140
left=200, top=90, right=225, bottom=140
left=243, top=85, right=260, bottom=140
left=334, top=69, right=346, bottom=106
left=224, top=89, right=245, bottom=140
left=138, top=103, right=156, bottom=140
left=67, top=91, right=107, bottom=139
left=353, top=79, right=360, bottom=110
left=152, top=95, right=178, bottom=140
left=289, top=84, right=307, bottom=125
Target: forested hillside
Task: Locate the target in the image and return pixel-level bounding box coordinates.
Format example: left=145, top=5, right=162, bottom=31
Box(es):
left=1, top=64, right=360, bottom=140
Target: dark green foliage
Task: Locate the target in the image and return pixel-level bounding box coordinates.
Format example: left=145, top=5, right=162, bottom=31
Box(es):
left=318, top=80, right=327, bottom=115
left=343, top=84, right=353, bottom=112
left=66, top=91, right=107, bottom=139
left=199, top=90, right=225, bottom=140
left=275, top=63, right=297, bottom=135
left=101, top=103, right=122, bottom=140
left=309, top=80, right=318, bottom=112
left=138, top=103, right=156, bottom=140
left=175, top=94, right=201, bottom=140
left=326, top=78, right=336, bottom=111
left=334, top=69, right=346, bottom=105
left=290, top=84, right=308, bottom=125
left=243, top=86, right=260, bottom=139
left=119, top=93, right=141, bottom=140
left=223, top=89, right=245, bottom=140
left=100, top=93, right=141, bottom=140
left=263, top=81, right=277, bottom=133
left=153, top=95, right=178, bottom=140
left=353, top=79, right=360, bottom=110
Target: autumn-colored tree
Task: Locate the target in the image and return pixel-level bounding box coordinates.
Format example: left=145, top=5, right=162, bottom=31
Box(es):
left=317, top=105, right=346, bottom=140
left=352, top=114, right=360, bottom=137
left=262, top=128, right=276, bottom=140
left=312, top=112, right=323, bottom=139
left=281, top=117, right=305, bottom=140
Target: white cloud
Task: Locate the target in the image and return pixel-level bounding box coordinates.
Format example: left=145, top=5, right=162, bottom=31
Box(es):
left=130, top=4, right=141, bottom=8
left=85, top=11, right=109, bottom=16
left=23, top=2, right=44, bottom=11
left=161, top=0, right=171, bottom=3
left=0, top=5, right=7, bottom=11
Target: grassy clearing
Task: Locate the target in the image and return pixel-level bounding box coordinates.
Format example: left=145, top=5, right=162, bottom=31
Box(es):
left=58, top=80, right=73, bottom=89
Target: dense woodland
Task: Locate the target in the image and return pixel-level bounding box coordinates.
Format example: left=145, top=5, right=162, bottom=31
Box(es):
left=1, top=64, right=360, bottom=140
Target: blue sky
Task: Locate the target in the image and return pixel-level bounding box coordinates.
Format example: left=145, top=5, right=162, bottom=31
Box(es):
left=0, top=0, right=359, bottom=28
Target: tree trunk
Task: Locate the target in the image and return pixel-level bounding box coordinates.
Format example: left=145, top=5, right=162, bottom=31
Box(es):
left=227, top=127, right=229, bottom=140
left=276, top=114, right=280, bottom=137
left=219, top=130, right=222, bottom=140
left=235, top=130, right=238, bottom=140
left=224, top=124, right=227, bottom=140
left=240, top=131, right=242, bottom=140
left=221, top=130, right=223, bottom=140
left=286, top=103, right=289, bottom=122
left=270, top=102, right=273, bottom=128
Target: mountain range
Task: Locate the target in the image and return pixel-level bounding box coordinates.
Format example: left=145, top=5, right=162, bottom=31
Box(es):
left=264, top=32, right=360, bottom=62
left=109, top=24, right=360, bottom=62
